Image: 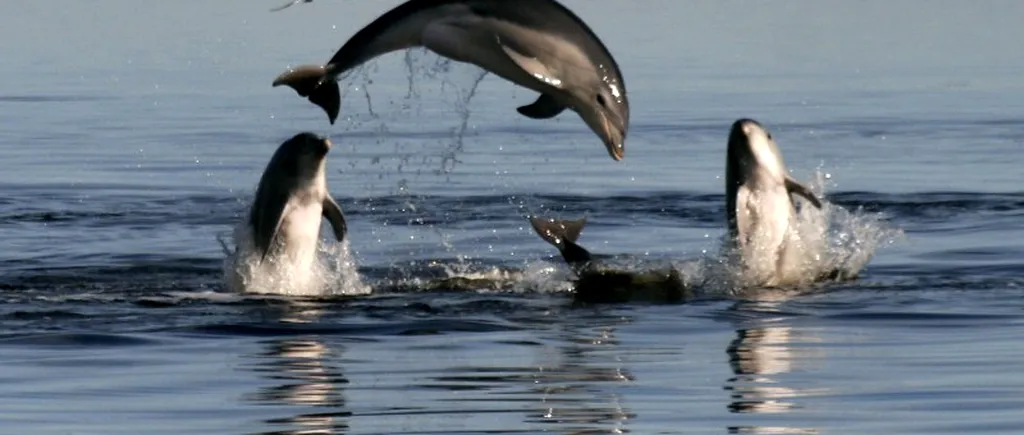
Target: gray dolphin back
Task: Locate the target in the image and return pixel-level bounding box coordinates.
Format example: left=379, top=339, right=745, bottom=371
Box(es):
left=249, top=173, right=296, bottom=262
left=724, top=119, right=753, bottom=242
left=247, top=132, right=326, bottom=262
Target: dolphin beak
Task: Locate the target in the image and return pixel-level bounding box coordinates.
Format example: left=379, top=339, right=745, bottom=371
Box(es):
left=322, top=137, right=333, bottom=151
left=600, top=114, right=625, bottom=161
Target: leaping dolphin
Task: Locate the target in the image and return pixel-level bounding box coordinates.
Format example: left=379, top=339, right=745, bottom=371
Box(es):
left=272, top=0, right=630, bottom=161
left=225, top=132, right=349, bottom=294
left=248, top=133, right=347, bottom=264
left=725, top=118, right=827, bottom=287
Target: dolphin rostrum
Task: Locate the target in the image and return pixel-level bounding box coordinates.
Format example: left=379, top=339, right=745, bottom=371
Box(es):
left=273, top=0, right=630, bottom=160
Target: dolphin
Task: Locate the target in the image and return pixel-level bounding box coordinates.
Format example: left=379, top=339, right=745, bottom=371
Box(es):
left=724, top=118, right=826, bottom=287
left=272, top=0, right=630, bottom=160
left=529, top=216, right=690, bottom=303
left=248, top=132, right=347, bottom=264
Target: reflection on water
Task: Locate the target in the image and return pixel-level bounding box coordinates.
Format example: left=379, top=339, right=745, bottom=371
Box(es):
left=528, top=324, right=635, bottom=434
left=725, top=301, right=824, bottom=435
left=244, top=305, right=350, bottom=435
left=422, top=317, right=635, bottom=434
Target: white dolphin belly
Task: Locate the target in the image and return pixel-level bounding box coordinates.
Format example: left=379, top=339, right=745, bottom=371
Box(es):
left=736, top=184, right=797, bottom=286
left=276, top=201, right=324, bottom=270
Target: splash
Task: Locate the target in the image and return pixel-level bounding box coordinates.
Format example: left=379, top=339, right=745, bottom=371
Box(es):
left=333, top=51, right=492, bottom=260
left=697, top=169, right=905, bottom=298
left=220, top=223, right=371, bottom=297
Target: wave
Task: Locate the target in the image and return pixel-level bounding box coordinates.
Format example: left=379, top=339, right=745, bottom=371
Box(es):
left=3, top=190, right=1021, bottom=230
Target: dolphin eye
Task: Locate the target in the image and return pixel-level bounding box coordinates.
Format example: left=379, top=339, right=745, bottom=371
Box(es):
left=596, top=94, right=607, bottom=107
left=766, top=133, right=773, bottom=140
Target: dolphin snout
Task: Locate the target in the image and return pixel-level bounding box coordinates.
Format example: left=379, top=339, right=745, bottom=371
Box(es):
left=574, top=97, right=627, bottom=161
left=601, top=115, right=626, bottom=161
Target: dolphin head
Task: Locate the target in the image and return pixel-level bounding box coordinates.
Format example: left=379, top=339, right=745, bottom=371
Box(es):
left=727, top=119, right=786, bottom=184
left=270, top=132, right=333, bottom=181
left=570, top=71, right=629, bottom=161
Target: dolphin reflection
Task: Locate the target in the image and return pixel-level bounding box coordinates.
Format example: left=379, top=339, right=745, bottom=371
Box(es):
left=246, top=337, right=350, bottom=435
left=723, top=301, right=825, bottom=434
left=526, top=323, right=636, bottom=433
left=420, top=316, right=635, bottom=434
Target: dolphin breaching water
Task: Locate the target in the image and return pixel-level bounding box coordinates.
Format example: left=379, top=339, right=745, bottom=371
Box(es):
left=724, top=118, right=829, bottom=288
left=272, top=0, right=630, bottom=161
left=530, top=118, right=860, bottom=301
left=225, top=132, right=348, bottom=294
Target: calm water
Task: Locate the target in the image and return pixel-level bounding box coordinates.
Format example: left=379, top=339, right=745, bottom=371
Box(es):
left=2, top=1, right=1024, bottom=434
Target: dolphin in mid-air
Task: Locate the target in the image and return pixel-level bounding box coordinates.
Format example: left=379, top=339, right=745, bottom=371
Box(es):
left=272, top=0, right=630, bottom=161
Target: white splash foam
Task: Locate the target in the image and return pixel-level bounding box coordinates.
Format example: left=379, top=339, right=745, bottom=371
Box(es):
left=692, top=169, right=905, bottom=297
left=221, top=223, right=371, bottom=297
left=510, top=260, right=575, bottom=294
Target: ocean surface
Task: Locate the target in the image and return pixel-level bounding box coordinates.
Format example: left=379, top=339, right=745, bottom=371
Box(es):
left=2, top=1, right=1023, bottom=434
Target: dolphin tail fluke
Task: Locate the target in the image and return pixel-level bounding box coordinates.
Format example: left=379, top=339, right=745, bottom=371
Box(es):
left=528, top=216, right=593, bottom=266
left=529, top=216, right=586, bottom=247
left=784, top=176, right=823, bottom=209
left=272, top=65, right=340, bottom=124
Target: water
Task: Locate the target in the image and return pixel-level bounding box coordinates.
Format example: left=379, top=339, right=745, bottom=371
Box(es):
left=2, top=1, right=1023, bottom=434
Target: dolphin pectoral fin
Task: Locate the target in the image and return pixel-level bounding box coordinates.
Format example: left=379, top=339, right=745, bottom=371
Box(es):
left=322, top=196, right=347, bottom=243
left=784, top=176, right=823, bottom=209
left=517, top=93, right=566, bottom=119
left=528, top=216, right=592, bottom=266
left=272, top=65, right=341, bottom=124
left=497, top=43, right=563, bottom=89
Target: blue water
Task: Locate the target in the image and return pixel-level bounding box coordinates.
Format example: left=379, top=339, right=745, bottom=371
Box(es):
left=2, top=1, right=1024, bottom=434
